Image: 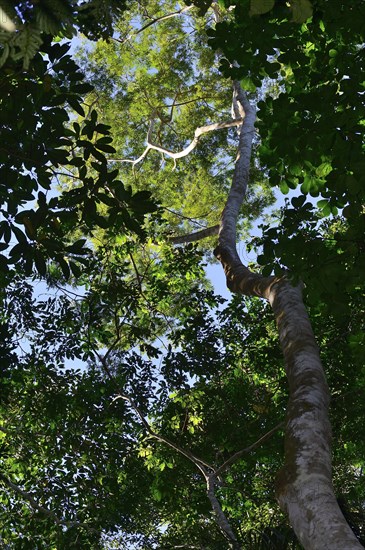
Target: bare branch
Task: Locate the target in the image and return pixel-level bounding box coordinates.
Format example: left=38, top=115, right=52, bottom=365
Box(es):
left=169, top=224, right=220, bottom=244
left=215, top=422, right=284, bottom=478
left=148, top=117, right=244, bottom=160
left=116, top=116, right=244, bottom=168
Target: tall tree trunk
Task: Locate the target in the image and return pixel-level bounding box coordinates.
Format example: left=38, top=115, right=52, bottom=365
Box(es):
left=214, top=82, right=364, bottom=550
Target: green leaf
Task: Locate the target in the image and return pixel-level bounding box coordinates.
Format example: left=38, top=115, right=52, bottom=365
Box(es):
left=301, top=176, right=313, bottom=194
left=34, top=250, right=47, bottom=276
left=69, top=261, right=82, bottom=278
left=96, top=136, right=113, bottom=145
left=48, top=42, right=71, bottom=63
left=249, top=0, right=275, bottom=16
left=67, top=96, right=85, bottom=117
left=9, top=242, right=28, bottom=258
left=71, top=82, right=94, bottom=94
left=73, top=122, right=81, bottom=137
left=94, top=142, right=116, bottom=153
left=68, top=157, right=84, bottom=167
left=96, top=193, right=117, bottom=207
left=95, top=123, right=111, bottom=134
left=11, top=225, right=27, bottom=243
left=65, top=239, right=87, bottom=253
left=239, top=76, right=257, bottom=93
left=291, top=0, right=313, bottom=23
left=279, top=181, right=289, bottom=194
left=291, top=195, right=306, bottom=208
left=262, top=265, right=273, bottom=277
left=50, top=94, right=67, bottom=107
left=316, top=162, right=332, bottom=177
left=152, top=488, right=162, bottom=502
left=317, top=199, right=331, bottom=217
left=57, top=257, right=71, bottom=279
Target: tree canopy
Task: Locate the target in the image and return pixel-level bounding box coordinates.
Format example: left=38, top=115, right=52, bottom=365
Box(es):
left=0, top=0, right=364, bottom=548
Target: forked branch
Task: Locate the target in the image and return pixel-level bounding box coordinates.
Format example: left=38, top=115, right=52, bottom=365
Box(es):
left=116, top=391, right=242, bottom=547
left=116, top=385, right=286, bottom=549
left=116, top=116, right=244, bottom=169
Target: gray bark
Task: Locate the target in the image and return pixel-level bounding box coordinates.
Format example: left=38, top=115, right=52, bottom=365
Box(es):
left=206, top=475, right=241, bottom=549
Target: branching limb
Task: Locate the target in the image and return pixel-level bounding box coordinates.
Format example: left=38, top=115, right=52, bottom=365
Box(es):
left=113, top=394, right=213, bottom=475
left=116, top=116, right=243, bottom=168
left=114, top=392, right=241, bottom=547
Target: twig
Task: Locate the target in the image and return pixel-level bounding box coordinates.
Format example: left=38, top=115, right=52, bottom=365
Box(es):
left=214, top=422, right=284, bottom=478
left=113, top=6, right=194, bottom=46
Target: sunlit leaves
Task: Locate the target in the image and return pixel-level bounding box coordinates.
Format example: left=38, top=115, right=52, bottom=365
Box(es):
left=317, top=199, right=337, bottom=217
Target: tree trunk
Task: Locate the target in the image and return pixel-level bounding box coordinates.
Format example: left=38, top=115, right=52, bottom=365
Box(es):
left=215, top=82, right=364, bottom=550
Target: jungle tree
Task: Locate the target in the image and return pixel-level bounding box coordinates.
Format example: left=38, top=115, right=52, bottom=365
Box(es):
left=0, top=0, right=364, bottom=548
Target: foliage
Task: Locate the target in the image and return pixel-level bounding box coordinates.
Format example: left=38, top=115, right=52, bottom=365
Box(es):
left=0, top=261, right=288, bottom=547
left=0, top=1, right=158, bottom=281
left=76, top=0, right=275, bottom=248
left=207, top=0, right=365, bottom=317
left=0, top=0, right=127, bottom=68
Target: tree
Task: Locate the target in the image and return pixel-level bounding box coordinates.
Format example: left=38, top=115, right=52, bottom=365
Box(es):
left=75, top=0, right=274, bottom=244
left=0, top=0, right=364, bottom=548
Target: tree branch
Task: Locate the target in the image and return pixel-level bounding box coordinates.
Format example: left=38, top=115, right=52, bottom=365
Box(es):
left=113, top=393, right=240, bottom=546
left=0, top=472, right=95, bottom=531
left=113, top=5, right=194, bottom=46
left=215, top=421, right=284, bottom=478
left=113, top=394, right=213, bottom=475
left=116, top=116, right=243, bottom=168
left=169, top=224, right=219, bottom=244
left=207, top=475, right=241, bottom=549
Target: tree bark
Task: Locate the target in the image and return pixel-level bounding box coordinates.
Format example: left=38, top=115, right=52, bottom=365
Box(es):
left=206, top=475, right=241, bottom=549
left=215, top=82, right=364, bottom=550
left=169, top=224, right=219, bottom=244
